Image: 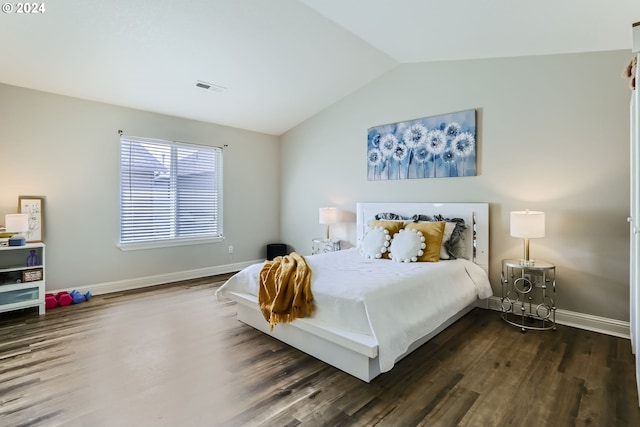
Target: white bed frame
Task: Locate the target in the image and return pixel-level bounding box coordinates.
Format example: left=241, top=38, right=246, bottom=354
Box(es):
left=225, top=202, right=489, bottom=382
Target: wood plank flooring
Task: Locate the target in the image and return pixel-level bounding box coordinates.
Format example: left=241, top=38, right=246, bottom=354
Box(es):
left=0, top=274, right=639, bottom=426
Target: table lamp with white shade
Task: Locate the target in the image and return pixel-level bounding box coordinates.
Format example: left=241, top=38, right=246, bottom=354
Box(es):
left=319, top=207, right=338, bottom=240
left=5, top=213, right=29, bottom=246
left=510, top=210, right=545, bottom=266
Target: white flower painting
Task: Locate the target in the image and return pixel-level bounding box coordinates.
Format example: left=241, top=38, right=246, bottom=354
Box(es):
left=367, top=109, right=476, bottom=180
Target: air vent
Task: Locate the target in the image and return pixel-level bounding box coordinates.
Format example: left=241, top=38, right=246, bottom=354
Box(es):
left=196, top=80, right=227, bottom=93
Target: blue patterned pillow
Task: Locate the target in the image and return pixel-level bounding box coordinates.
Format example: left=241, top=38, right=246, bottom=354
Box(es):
left=374, top=212, right=408, bottom=221
left=409, top=214, right=431, bottom=222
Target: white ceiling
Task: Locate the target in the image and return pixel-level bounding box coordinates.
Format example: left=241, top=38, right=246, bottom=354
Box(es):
left=1, top=0, right=638, bottom=135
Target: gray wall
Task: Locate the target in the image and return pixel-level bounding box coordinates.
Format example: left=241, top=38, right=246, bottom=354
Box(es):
left=0, top=84, right=281, bottom=290
left=280, top=50, right=632, bottom=321
left=0, top=49, right=633, bottom=322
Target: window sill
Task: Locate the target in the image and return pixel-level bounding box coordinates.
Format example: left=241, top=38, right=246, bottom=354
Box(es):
left=117, top=236, right=224, bottom=251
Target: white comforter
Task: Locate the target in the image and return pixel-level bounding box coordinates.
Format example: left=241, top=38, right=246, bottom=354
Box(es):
left=216, top=248, right=492, bottom=372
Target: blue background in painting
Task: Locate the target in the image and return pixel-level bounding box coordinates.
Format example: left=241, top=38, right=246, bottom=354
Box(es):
left=367, top=109, right=476, bottom=181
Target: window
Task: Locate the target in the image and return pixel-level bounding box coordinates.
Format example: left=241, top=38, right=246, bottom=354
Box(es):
left=119, top=136, right=223, bottom=249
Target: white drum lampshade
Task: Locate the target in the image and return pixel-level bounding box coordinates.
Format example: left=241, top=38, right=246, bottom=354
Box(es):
left=319, top=207, right=338, bottom=239
left=5, top=213, right=29, bottom=246
left=510, top=210, right=545, bottom=265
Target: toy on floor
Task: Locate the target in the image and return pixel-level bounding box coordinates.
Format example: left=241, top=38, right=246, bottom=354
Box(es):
left=45, top=290, right=93, bottom=309
left=45, top=293, right=57, bottom=309
left=56, top=291, right=72, bottom=306
left=70, top=289, right=92, bottom=304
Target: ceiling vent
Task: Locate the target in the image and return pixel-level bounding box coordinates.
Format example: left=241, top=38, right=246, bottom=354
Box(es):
left=196, top=80, right=227, bottom=93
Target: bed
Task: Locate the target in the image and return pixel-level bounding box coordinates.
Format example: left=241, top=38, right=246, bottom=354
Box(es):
left=216, top=202, right=491, bottom=382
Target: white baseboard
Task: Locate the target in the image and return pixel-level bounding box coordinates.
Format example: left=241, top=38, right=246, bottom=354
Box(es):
left=483, top=296, right=630, bottom=339
left=48, top=270, right=631, bottom=340
left=48, top=259, right=261, bottom=296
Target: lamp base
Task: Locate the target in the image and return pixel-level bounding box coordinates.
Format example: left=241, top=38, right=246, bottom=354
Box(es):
left=8, top=235, right=26, bottom=246
left=518, top=258, right=536, bottom=266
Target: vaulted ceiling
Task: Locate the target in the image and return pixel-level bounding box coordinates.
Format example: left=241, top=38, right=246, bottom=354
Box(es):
left=1, top=0, right=638, bottom=135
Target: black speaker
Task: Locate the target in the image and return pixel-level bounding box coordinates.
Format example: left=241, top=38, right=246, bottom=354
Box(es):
left=266, top=243, right=288, bottom=260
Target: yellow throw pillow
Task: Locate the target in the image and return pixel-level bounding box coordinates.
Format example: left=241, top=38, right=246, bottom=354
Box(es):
left=368, top=220, right=405, bottom=259
left=404, top=221, right=446, bottom=262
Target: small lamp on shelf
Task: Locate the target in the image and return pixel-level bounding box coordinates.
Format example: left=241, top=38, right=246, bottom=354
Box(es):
left=510, top=209, right=545, bottom=266
left=319, top=207, right=338, bottom=240
left=5, top=213, right=29, bottom=246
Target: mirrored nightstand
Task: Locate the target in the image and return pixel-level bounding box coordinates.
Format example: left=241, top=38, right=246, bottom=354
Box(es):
left=500, top=258, right=556, bottom=332
left=311, top=238, right=340, bottom=255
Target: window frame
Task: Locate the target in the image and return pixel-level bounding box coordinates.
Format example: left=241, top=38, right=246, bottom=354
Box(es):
left=117, top=135, right=224, bottom=251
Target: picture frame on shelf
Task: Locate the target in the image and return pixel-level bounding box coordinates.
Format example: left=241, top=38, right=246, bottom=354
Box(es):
left=22, top=268, right=43, bottom=283
left=18, top=196, right=44, bottom=243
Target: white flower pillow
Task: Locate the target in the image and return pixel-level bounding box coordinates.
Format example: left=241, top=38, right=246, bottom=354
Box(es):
left=388, top=228, right=426, bottom=263
left=359, top=226, right=391, bottom=259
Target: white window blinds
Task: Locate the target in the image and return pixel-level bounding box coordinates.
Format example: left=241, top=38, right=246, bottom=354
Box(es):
left=119, top=136, right=223, bottom=247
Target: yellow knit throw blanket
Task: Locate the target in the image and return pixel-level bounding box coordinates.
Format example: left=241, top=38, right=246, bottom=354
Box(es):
left=258, top=252, right=314, bottom=330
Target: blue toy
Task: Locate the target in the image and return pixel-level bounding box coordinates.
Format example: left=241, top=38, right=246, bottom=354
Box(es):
left=70, top=289, right=93, bottom=304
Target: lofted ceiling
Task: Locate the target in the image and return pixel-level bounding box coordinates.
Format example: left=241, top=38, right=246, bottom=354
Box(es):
left=0, top=0, right=638, bottom=136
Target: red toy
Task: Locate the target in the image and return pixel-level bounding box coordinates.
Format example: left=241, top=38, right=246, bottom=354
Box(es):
left=45, top=293, right=57, bottom=309
left=56, top=291, right=72, bottom=306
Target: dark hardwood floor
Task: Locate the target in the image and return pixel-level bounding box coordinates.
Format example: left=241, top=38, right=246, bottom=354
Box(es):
left=0, top=274, right=639, bottom=426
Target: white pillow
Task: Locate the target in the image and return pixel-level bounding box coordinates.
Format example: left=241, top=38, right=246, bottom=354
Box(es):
left=388, top=228, right=425, bottom=263
left=359, top=226, right=390, bottom=259
left=440, top=222, right=457, bottom=259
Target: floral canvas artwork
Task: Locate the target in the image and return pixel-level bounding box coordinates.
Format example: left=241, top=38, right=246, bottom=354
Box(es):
left=367, top=109, right=477, bottom=180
